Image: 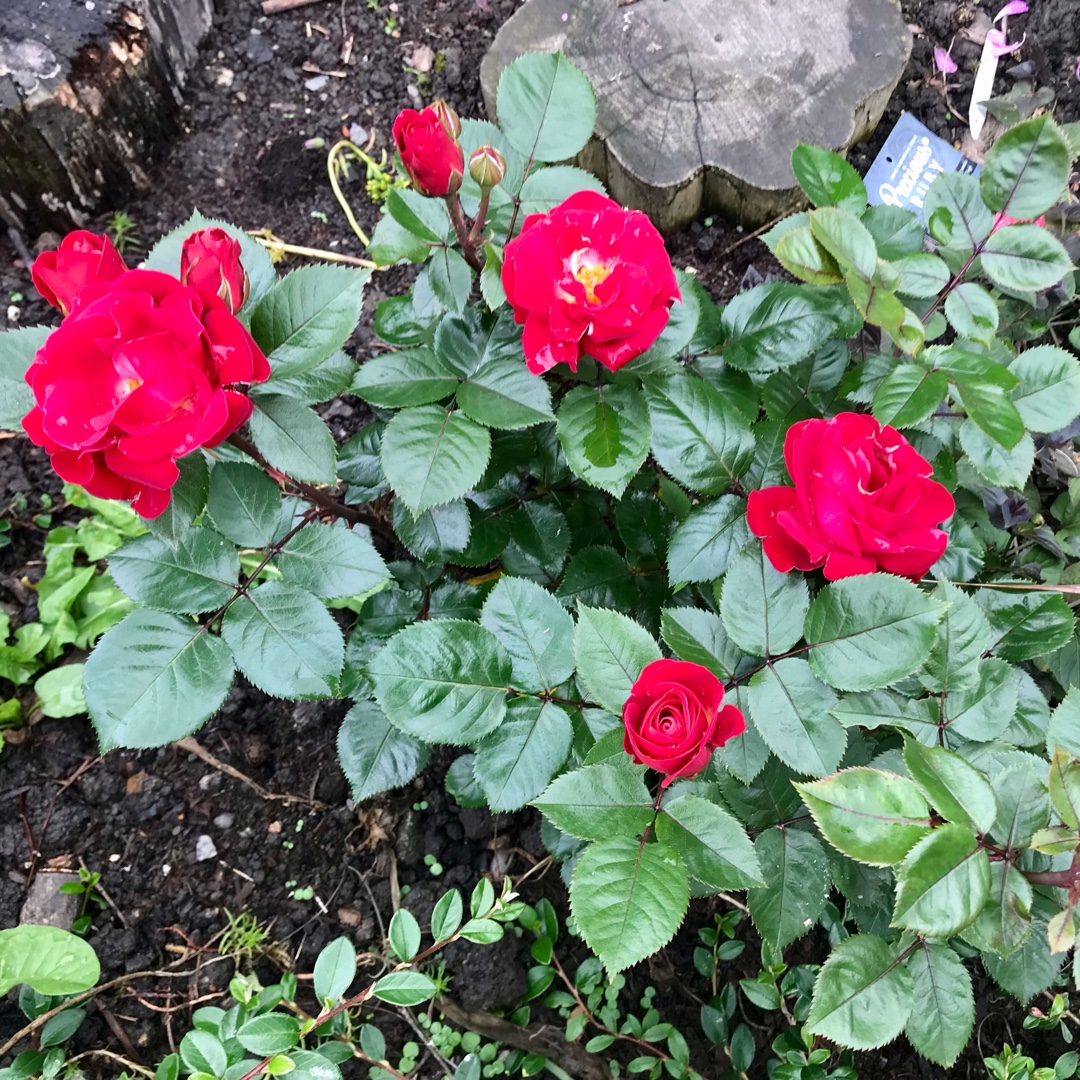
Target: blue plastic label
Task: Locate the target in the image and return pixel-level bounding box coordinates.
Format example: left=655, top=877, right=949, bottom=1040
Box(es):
left=864, top=112, right=979, bottom=221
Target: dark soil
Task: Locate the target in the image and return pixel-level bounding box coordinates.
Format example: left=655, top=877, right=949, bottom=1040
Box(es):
left=2, top=0, right=1080, bottom=1076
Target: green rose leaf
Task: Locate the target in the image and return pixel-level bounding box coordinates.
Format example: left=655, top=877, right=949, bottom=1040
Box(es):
left=892, top=823, right=991, bottom=937
left=352, top=347, right=459, bottom=408
left=222, top=581, right=343, bottom=699
left=746, top=827, right=829, bottom=951
left=872, top=365, right=948, bottom=429
left=791, top=144, right=867, bottom=212
left=980, top=114, right=1072, bottom=221
left=963, top=861, right=1033, bottom=958
left=276, top=522, right=389, bottom=601
left=666, top=496, right=749, bottom=586
left=644, top=371, right=756, bottom=494
left=573, top=604, right=662, bottom=715
left=84, top=609, right=235, bottom=749
left=981, top=225, right=1073, bottom=294
left=533, top=759, right=653, bottom=841
left=943, top=283, right=999, bottom=348
left=557, top=384, right=651, bottom=498
left=474, top=697, right=573, bottom=813
left=805, top=574, right=944, bottom=691
left=797, top=767, right=931, bottom=866
left=902, top=740, right=997, bottom=835
left=923, top=172, right=994, bottom=251
left=248, top=392, right=338, bottom=485
left=0, top=325, right=47, bottom=431
left=747, top=659, right=846, bottom=779
left=1008, top=345, right=1080, bottom=433
left=655, top=794, right=764, bottom=889
left=977, top=589, right=1075, bottom=662
left=495, top=51, right=597, bottom=163
left=569, top=836, right=689, bottom=974
left=205, top=461, right=282, bottom=549
left=337, top=699, right=429, bottom=802
left=806, top=934, right=914, bottom=1051
left=720, top=542, right=809, bottom=657
left=109, top=527, right=237, bottom=615
left=380, top=405, right=491, bottom=516
left=479, top=575, right=575, bottom=692
left=369, top=619, right=511, bottom=744
left=250, top=265, right=369, bottom=377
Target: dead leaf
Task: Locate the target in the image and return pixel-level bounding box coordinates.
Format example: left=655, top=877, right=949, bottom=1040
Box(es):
left=126, top=770, right=146, bottom=795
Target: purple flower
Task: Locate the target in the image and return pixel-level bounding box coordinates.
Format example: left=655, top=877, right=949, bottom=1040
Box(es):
left=934, top=47, right=958, bottom=74
left=1075, top=56, right=1080, bottom=81
left=987, top=28, right=1026, bottom=57
left=994, top=0, right=1028, bottom=20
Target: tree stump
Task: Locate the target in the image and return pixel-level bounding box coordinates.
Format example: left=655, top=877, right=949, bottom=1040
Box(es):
left=480, top=0, right=912, bottom=232
left=0, top=0, right=212, bottom=235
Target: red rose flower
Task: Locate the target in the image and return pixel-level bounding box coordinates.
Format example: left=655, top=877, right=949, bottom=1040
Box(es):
left=180, top=227, right=249, bottom=314
left=501, top=191, right=680, bottom=374
left=22, top=266, right=270, bottom=519
left=747, top=412, right=955, bottom=581
left=623, top=659, right=745, bottom=787
left=30, top=230, right=127, bottom=315
left=392, top=101, right=464, bottom=198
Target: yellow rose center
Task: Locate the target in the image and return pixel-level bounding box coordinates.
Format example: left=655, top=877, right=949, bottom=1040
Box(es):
left=568, top=249, right=612, bottom=304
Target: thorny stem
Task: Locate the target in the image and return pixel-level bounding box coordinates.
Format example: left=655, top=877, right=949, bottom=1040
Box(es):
left=445, top=193, right=484, bottom=271
left=225, top=432, right=394, bottom=540
left=466, top=189, right=491, bottom=250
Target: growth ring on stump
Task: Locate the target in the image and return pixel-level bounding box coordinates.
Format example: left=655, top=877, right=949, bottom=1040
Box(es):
left=481, top=0, right=912, bottom=232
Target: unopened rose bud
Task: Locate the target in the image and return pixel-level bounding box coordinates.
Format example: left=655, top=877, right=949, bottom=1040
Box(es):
left=180, top=227, right=249, bottom=314
left=429, top=98, right=461, bottom=139
left=469, top=145, right=506, bottom=190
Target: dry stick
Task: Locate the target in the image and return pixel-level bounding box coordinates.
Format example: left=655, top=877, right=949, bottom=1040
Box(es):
left=248, top=232, right=378, bottom=269
left=176, top=736, right=327, bottom=809
left=66, top=1049, right=155, bottom=1079
left=261, top=0, right=325, bottom=14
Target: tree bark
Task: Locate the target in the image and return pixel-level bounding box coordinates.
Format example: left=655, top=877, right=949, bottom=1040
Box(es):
left=0, top=0, right=212, bottom=234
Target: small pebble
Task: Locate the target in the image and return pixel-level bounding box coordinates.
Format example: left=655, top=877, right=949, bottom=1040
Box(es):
left=213, top=812, right=235, bottom=829
left=406, top=83, right=422, bottom=108
left=305, top=75, right=328, bottom=92
left=195, top=835, right=217, bottom=862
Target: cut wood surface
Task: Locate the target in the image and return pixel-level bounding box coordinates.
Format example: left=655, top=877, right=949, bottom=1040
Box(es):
left=481, top=0, right=912, bottom=231
left=0, top=0, right=212, bottom=234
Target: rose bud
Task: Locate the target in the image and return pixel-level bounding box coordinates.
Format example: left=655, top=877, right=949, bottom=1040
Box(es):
left=22, top=269, right=270, bottom=519
left=392, top=103, right=465, bottom=198
left=747, top=412, right=955, bottom=581
left=501, top=191, right=680, bottom=374
left=623, top=659, right=745, bottom=787
left=469, top=145, right=507, bottom=190
left=180, top=227, right=250, bottom=315
left=31, top=230, right=127, bottom=315
left=429, top=97, right=462, bottom=138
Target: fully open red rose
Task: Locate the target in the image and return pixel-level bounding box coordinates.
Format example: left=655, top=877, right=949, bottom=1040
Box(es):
left=180, top=227, right=249, bottom=314
left=31, top=230, right=127, bottom=315
left=747, top=412, right=955, bottom=581
left=392, top=102, right=464, bottom=198
left=22, top=264, right=270, bottom=519
left=501, top=191, right=680, bottom=374
left=623, top=659, right=745, bottom=787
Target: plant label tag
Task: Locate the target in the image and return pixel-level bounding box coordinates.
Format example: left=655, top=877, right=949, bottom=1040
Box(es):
left=864, top=112, right=979, bottom=221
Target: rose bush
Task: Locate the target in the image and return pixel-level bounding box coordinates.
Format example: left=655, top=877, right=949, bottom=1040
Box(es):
left=747, top=412, right=954, bottom=580
left=501, top=190, right=681, bottom=373
left=2, top=52, right=1080, bottom=1079
left=623, top=659, right=745, bottom=785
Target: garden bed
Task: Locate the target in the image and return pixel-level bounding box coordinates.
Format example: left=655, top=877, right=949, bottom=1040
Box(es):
left=3, top=0, right=1080, bottom=1077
